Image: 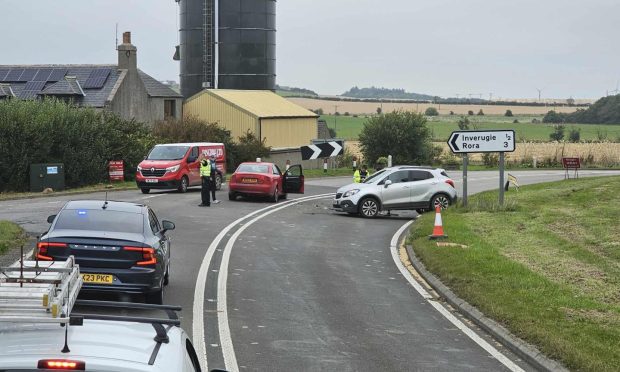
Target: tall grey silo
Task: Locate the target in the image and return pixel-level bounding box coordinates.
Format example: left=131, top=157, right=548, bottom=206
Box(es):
left=177, top=0, right=276, bottom=99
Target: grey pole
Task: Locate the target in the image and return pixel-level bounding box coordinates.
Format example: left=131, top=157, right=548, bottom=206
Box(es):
left=463, top=154, right=468, bottom=207
left=499, top=152, right=505, bottom=205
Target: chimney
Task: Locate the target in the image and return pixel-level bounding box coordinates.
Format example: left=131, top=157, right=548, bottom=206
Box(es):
left=117, top=31, right=137, bottom=71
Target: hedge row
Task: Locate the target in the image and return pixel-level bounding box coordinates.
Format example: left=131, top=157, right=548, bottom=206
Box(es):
left=0, top=99, right=154, bottom=192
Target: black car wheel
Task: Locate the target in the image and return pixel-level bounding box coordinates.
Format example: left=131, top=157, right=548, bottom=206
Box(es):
left=431, top=194, right=451, bottom=210
left=178, top=176, right=189, bottom=193
left=228, top=192, right=237, bottom=201
left=141, top=188, right=150, bottom=194
left=359, top=197, right=379, bottom=218
left=163, top=265, right=170, bottom=286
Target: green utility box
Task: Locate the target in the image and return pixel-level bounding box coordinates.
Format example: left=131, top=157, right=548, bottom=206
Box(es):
left=30, top=164, right=65, bottom=192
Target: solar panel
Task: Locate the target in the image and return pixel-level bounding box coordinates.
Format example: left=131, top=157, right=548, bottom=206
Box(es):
left=48, top=68, right=68, bottom=82
left=33, top=68, right=53, bottom=82
left=18, top=81, right=47, bottom=99
left=82, top=68, right=111, bottom=89
left=18, top=69, right=37, bottom=82
left=0, top=69, right=9, bottom=82
left=5, top=69, right=24, bottom=81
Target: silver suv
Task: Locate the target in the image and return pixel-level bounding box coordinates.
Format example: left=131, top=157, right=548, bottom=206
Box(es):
left=333, top=166, right=457, bottom=218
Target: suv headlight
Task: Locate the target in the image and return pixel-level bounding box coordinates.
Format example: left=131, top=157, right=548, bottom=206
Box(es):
left=343, top=189, right=360, bottom=198
left=137, top=165, right=143, bottom=171
left=166, top=165, right=180, bottom=173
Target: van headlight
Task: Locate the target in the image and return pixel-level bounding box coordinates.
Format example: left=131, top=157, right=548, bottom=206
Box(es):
left=343, top=189, right=360, bottom=197
left=166, top=165, right=180, bottom=173
left=137, top=165, right=143, bottom=171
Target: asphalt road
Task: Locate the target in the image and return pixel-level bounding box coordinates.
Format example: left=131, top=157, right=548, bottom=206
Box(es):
left=2, top=169, right=619, bottom=371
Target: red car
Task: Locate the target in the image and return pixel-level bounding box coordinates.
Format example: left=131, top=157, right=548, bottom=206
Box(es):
left=228, top=162, right=304, bottom=202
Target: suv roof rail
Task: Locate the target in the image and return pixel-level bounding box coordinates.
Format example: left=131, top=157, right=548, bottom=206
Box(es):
left=0, top=256, right=82, bottom=324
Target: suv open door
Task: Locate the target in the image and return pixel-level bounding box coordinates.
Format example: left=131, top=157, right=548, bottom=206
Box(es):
left=283, top=164, right=304, bottom=193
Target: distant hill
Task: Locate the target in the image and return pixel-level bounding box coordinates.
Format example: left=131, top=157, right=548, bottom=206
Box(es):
left=342, top=86, right=435, bottom=101
left=275, top=85, right=318, bottom=97
left=544, top=94, right=620, bottom=124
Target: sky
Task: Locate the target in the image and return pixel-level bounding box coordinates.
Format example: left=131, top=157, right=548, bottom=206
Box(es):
left=1, top=0, right=618, bottom=99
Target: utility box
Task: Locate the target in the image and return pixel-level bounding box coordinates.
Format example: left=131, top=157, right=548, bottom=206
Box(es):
left=30, top=164, right=65, bottom=192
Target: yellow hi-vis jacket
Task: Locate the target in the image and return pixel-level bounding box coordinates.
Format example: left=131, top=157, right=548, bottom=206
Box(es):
left=353, top=169, right=361, bottom=183
left=200, top=160, right=211, bottom=177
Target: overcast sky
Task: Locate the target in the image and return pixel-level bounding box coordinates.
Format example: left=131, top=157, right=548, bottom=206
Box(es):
left=1, top=0, right=618, bottom=99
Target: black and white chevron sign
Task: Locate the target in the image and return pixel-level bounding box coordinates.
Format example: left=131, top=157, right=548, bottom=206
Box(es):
left=300, top=141, right=343, bottom=160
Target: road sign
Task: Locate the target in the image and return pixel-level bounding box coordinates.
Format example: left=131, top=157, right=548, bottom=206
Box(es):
left=301, top=141, right=343, bottom=160
left=108, top=160, right=124, bottom=182
left=447, top=130, right=515, bottom=153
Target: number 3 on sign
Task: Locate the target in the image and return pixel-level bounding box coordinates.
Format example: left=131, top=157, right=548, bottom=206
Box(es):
left=504, top=142, right=508, bottom=148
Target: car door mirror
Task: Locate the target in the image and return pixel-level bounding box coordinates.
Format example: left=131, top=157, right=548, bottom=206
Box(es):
left=47, top=215, right=56, bottom=224
left=384, top=180, right=392, bottom=188
left=161, top=220, right=175, bottom=233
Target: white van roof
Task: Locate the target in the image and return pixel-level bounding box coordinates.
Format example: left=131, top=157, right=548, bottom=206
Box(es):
left=155, top=142, right=224, bottom=147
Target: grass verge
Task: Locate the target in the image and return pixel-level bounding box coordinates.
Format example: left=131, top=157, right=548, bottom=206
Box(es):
left=0, top=221, right=27, bottom=256
left=0, top=181, right=137, bottom=202
left=408, top=176, right=620, bottom=371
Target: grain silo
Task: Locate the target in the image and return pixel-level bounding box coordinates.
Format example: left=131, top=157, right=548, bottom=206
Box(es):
left=177, top=0, right=276, bottom=99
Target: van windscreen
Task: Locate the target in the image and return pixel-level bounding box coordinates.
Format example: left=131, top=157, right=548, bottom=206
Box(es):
left=148, top=146, right=190, bottom=160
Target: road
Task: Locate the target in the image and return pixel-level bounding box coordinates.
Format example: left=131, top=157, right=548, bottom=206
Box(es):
left=2, top=169, right=618, bottom=371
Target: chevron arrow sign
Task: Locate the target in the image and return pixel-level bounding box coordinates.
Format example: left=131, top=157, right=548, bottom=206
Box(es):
left=300, top=141, right=344, bottom=160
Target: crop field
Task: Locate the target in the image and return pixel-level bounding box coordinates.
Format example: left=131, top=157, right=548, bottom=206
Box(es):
left=291, top=97, right=580, bottom=116
left=320, top=114, right=620, bottom=142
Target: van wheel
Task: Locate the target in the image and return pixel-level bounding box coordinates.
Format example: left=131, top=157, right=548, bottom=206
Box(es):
left=141, top=188, right=150, bottom=194
left=215, top=175, right=222, bottom=190
left=359, top=197, right=379, bottom=218
left=178, top=176, right=189, bottom=193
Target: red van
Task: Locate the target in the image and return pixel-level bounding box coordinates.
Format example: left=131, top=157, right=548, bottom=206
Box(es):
left=136, top=142, right=226, bottom=194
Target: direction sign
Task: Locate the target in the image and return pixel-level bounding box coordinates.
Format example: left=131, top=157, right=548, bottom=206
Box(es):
left=447, top=130, right=515, bottom=153
left=301, top=141, right=343, bottom=160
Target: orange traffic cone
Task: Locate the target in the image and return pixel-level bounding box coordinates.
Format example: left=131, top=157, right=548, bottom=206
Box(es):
left=429, top=206, right=447, bottom=240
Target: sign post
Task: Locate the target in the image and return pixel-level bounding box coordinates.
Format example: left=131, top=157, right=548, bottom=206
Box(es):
left=448, top=130, right=515, bottom=206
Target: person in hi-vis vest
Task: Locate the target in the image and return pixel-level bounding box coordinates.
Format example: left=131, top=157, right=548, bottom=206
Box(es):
left=199, top=154, right=212, bottom=207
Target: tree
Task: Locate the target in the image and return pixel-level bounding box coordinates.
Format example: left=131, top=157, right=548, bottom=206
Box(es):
left=449, top=111, right=455, bottom=115
left=549, top=124, right=565, bottom=141
left=468, top=110, right=474, bottom=116
left=328, top=127, right=337, bottom=138
left=568, top=127, right=580, bottom=142
left=504, top=109, right=513, bottom=117
left=313, top=108, right=324, bottom=115
left=543, top=110, right=567, bottom=124
left=457, top=116, right=470, bottom=130
left=230, top=130, right=271, bottom=168
left=376, top=107, right=382, bottom=115
left=477, top=109, right=485, bottom=116
left=425, top=107, right=439, bottom=116
left=359, top=110, right=433, bottom=166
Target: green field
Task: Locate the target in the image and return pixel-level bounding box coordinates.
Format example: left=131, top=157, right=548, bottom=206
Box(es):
left=408, top=177, right=620, bottom=371
left=321, top=114, right=620, bottom=142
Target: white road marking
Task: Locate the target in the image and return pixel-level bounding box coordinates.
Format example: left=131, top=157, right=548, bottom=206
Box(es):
left=192, top=193, right=333, bottom=371
left=11, top=248, right=35, bottom=266
left=216, top=194, right=334, bottom=372
left=389, top=221, right=524, bottom=372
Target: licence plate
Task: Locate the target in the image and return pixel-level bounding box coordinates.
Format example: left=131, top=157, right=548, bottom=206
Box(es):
left=81, top=273, right=114, bottom=284
left=145, top=179, right=158, bottom=183
left=242, top=178, right=258, bottom=183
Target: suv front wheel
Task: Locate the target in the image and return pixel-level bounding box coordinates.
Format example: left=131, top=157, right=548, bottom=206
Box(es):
left=431, top=194, right=451, bottom=210
left=359, top=197, right=379, bottom=218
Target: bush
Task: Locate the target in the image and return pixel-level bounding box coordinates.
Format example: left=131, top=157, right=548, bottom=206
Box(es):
left=477, top=109, right=485, bottom=116
left=513, top=119, right=519, bottom=123
left=568, top=127, right=581, bottom=142
left=549, top=124, right=565, bottom=141
left=334, top=111, right=341, bottom=116
left=482, top=153, right=499, bottom=167
left=425, top=107, right=439, bottom=116
left=344, top=112, right=350, bottom=116
left=468, top=110, right=474, bottom=116
left=449, top=111, right=455, bottom=115
left=457, top=116, right=470, bottom=130
left=375, top=156, right=388, bottom=170
left=0, top=99, right=153, bottom=192
left=328, top=127, right=337, bottom=138
left=531, top=118, right=541, bottom=124
left=231, top=131, right=271, bottom=168
left=376, top=107, right=382, bottom=115
left=359, top=110, right=434, bottom=167
left=313, top=108, right=324, bottom=115
left=543, top=110, right=568, bottom=123
left=505, top=109, right=513, bottom=117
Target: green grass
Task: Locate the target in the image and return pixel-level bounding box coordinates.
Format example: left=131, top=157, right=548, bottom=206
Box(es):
left=304, top=167, right=369, bottom=178
left=408, top=176, right=620, bottom=371
left=0, top=181, right=138, bottom=201
left=0, top=221, right=26, bottom=256
left=322, top=114, right=620, bottom=142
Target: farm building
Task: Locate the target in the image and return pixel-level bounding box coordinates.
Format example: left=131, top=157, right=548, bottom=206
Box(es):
left=0, top=32, right=182, bottom=124
left=183, top=89, right=318, bottom=148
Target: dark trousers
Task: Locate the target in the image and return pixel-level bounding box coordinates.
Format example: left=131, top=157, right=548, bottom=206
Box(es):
left=210, top=175, right=217, bottom=200
left=201, top=176, right=211, bottom=205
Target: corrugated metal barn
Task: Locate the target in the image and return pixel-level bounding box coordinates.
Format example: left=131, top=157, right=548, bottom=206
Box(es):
left=183, top=89, right=318, bottom=149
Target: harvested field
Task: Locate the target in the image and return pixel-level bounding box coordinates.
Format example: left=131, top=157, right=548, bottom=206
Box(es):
left=289, top=97, right=579, bottom=116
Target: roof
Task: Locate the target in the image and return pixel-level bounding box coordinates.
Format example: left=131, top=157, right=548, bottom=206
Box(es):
left=188, top=89, right=319, bottom=119
left=0, top=64, right=181, bottom=107
left=155, top=142, right=224, bottom=147
left=63, top=200, right=144, bottom=213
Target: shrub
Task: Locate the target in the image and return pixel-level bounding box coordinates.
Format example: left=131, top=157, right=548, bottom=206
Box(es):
left=505, top=109, right=513, bottom=117
left=568, top=127, right=581, bottom=142
left=334, top=111, right=341, bottom=116
left=376, top=156, right=388, bottom=170
left=531, top=118, right=541, bottom=124
left=328, top=127, right=337, bottom=138
left=477, top=109, right=485, bottom=116
left=468, top=110, right=474, bottom=116
left=482, top=153, right=498, bottom=167
left=376, top=107, right=382, bottom=115
left=344, top=112, right=350, bottom=116
left=457, top=116, right=470, bottom=130
left=231, top=131, right=271, bottom=168
left=449, top=111, right=455, bottom=115
left=513, top=119, right=519, bottom=123
left=549, top=124, right=565, bottom=141
left=313, top=108, right=324, bottom=115
left=543, top=110, right=567, bottom=123
left=425, top=107, right=439, bottom=116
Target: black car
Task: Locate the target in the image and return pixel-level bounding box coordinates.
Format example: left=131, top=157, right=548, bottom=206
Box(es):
left=38, top=200, right=175, bottom=304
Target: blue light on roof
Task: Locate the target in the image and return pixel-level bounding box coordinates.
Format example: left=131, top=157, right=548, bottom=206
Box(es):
left=77, top=210, right=87, bottom=216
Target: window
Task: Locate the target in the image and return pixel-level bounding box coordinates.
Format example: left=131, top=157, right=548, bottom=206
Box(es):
left=190, top=146, right=199, bottom=162
left=55, top=210, right=143, bottom=234
left=273, top=164, right=282, bottom=175
left=164, top=99, right=176, bottom=119
left=237, top=164, right=270, bottom=173
left=148, top=209, right=161, bottom=234
left=384, top=170, right=411, bottom=184
left=186, top=339, right=202, bottom=372
left=147, top=146, right=190, bottom=160
left=409, top=170, right=433, bottom=181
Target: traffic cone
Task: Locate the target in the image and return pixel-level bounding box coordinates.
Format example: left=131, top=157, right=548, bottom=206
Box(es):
left=429, top=206, right=447, bottom=240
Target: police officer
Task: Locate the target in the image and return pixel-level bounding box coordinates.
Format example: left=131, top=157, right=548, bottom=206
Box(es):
left=199, top=154, right=211, bottom=207
left=353, top=168, right=361, bottom=183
